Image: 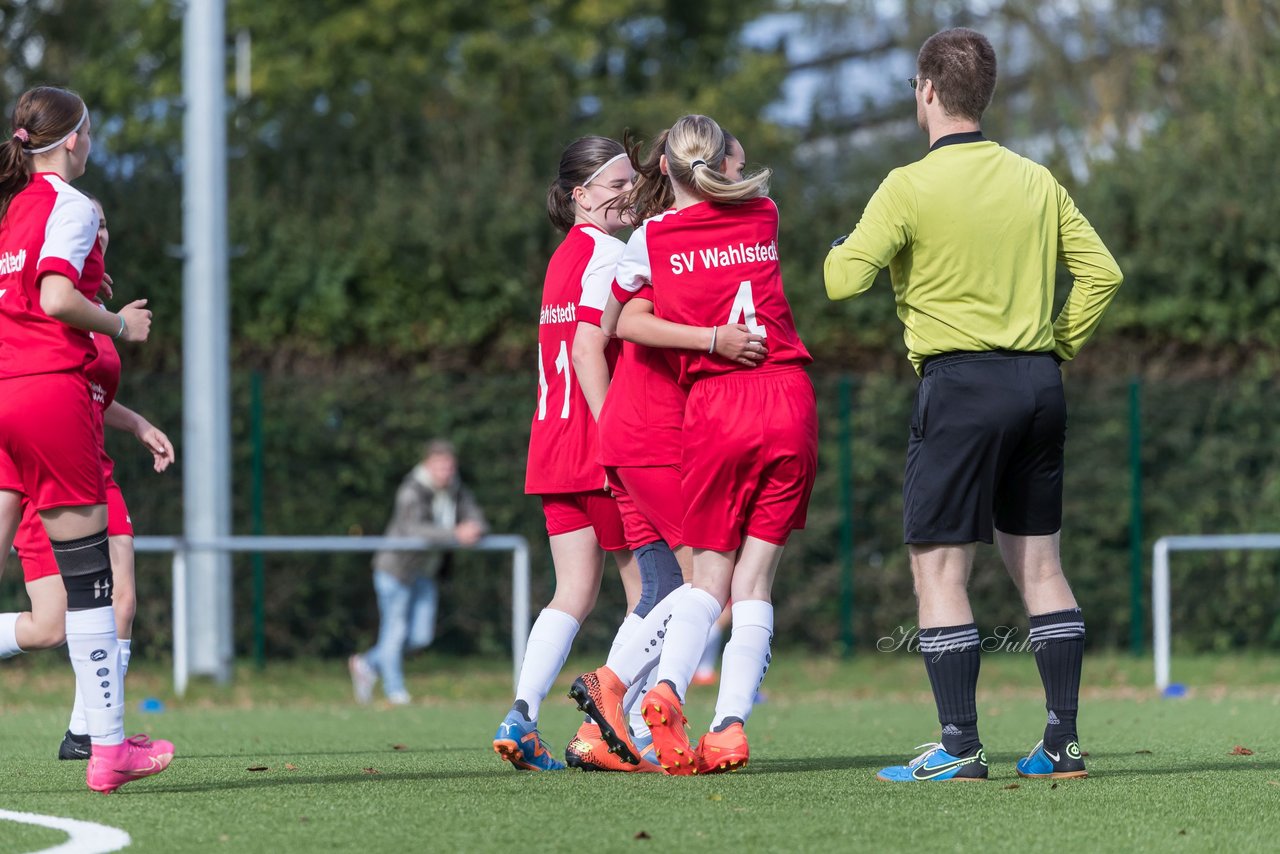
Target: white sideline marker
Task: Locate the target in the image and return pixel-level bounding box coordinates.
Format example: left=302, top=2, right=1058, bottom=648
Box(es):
left=0, top=809, right=131, bottom=854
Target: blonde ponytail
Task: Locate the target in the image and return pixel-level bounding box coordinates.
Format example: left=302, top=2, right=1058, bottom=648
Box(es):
left=665, top=115, right=770, bottom=204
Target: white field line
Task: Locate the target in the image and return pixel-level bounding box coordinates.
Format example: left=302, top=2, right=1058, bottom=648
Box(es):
left=0, top=809, right=131, bottom=854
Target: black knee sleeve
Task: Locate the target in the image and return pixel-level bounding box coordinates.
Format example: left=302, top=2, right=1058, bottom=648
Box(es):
left=51, top=529, right=113, bottom=610
left=634, top=540, right=683, bottom=617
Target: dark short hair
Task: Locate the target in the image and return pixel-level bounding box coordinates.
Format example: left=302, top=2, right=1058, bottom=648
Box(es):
left=917, top=28, right=997, bottom=122
left=422, top=439, right=456, bottom=460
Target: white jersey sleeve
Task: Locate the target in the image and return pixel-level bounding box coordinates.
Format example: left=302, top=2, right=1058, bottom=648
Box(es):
left=576, top=227, right=624, bottom=326
left=36, top=176, right=97, bottom=280
left=611, top=221, right=652, bottom=302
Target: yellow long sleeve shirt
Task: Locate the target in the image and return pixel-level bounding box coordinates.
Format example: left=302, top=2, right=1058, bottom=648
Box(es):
left=824, top=134, right=1123, bottom=374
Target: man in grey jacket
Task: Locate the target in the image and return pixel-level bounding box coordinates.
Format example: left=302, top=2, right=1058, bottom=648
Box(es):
left=349, top=440, right=487, bottom=704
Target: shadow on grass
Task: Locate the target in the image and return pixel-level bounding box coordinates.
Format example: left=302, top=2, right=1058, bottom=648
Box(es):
left=752, top=754, right=902, bottom=774
left=177, top=745, right=478, bottom=759
left=19, top=768, right=509, bottom=796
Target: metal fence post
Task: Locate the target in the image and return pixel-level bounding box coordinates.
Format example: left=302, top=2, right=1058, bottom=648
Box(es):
left=172, top=545, right=190, bottom=698
left=512, top=539, right=530, bottom=690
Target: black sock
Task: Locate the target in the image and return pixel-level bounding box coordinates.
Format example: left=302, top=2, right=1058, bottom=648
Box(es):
left=1029, top=608, right=1085, bottom=747
left=919, top=624, right=981, bottom=756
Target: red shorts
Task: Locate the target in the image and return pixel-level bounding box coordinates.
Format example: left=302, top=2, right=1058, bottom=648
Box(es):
left=13, top=476, right=131, bottom=583
left=0, top=373, right=105, bottom=511
left=608, top=465, right=683, bottom=549
left=106, top=479, right=133, bottom=538
left=680, top=367, right=819, bottom=552
left=540, top=491, right=627, bottom=551
left=13, top=499, right=59, bottom=583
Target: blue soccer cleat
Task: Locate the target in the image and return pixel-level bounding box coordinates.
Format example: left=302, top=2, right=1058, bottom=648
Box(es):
left=876, top=742, right=988, bottom=782
left=1016, top=739, right=1087, bottom=779
left=493, top=711, right=566, bottom=771
left=632, top=732, right=658, bottom=767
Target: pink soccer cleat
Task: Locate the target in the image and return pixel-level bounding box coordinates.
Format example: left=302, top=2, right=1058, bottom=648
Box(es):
left=86, top=736, right=175, bottom=793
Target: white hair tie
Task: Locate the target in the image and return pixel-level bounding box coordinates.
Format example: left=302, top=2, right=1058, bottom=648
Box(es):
left=24, top=106, right=89, bottom=155
left=582, top=151, right=629, bottom=188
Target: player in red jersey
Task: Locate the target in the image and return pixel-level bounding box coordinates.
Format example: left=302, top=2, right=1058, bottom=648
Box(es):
left=567, top=130, right=769, bottom=768
left=0, top=86, right=173, bottom=792
left=493, top=136, right=643, bottom=772
left=0, top=193, right=175, bottom=760
left=624, top=115, right=817, bottom=775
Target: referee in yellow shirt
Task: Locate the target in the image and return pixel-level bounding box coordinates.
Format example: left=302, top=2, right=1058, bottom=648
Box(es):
left=825, top=27, right=1122, bottom=783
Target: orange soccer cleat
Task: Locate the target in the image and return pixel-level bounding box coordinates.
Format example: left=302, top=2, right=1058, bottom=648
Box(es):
left=640, top=681, right=695, bottom=776
left=568, top=667, right=643, bottom=766
left=565, top=722, right=660, bottom=773
left=695, top=721, right=750, bottom=774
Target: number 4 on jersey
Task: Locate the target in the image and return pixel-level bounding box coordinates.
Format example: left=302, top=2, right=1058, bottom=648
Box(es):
left=728, top=280, right=766, bottom=337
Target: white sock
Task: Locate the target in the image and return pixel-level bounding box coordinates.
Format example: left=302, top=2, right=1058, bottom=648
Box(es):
left=605, top=614, right=642, bottom=670
left=654, top=587, right=721, bottom=700
left=697, top=621, right=724, bottom=674
left=65, top=607, right=125, bottom=746
left=628, top=667, right=660, bottom=740
left=710, top=600, right=774, bottom=731
left=70, top=638, right=129, bottom=736
left=69, top=681, right=87, bottom=736
left=0, top=612, right=23, bottom=658
left=608, top=584, right=689, bottom=687
left=513, top=608, right=579, bottom=723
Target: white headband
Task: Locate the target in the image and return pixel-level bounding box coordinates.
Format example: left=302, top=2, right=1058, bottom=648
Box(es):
left=24, top=107, right=89, bottom=156
left=581, top=152, right=629, bottom=188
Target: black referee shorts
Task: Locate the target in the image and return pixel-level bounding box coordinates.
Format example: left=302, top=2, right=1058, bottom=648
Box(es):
left=903, top=351, right=1065, bottom=545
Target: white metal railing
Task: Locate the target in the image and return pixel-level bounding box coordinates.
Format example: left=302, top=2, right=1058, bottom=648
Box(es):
left=1152, top=534, right=1280, bottom=691
left=132, top=534, right=530, bottom=696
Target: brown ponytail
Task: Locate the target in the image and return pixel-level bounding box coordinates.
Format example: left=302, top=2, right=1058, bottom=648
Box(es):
left=545, top=135, right=627, bottom=233
left=624, top=129, right=674, bottom=223
left=0, top=86, right=87, bottom=222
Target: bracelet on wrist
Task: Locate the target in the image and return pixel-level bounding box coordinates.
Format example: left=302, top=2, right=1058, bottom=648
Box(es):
left=113, top=314, right=127, bottom=339
left=708, top=325, right=718, bottom=354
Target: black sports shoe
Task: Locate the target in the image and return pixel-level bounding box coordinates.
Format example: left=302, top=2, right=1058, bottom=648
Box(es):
left=58, top=730, right=92, bottom=761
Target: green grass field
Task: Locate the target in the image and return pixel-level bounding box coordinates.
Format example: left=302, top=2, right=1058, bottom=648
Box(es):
left=2, top=652, right=1278, bottom=853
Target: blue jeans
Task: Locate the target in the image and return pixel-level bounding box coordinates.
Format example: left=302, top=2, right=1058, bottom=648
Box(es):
left=364, top=570, right=438, bottom=697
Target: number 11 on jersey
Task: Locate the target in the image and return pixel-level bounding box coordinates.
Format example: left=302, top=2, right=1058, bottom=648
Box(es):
left=537, top=340, right=572, bottom=421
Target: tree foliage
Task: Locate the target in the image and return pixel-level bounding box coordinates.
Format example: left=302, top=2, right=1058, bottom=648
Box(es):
left=3, top=1, right=1279, bottom=655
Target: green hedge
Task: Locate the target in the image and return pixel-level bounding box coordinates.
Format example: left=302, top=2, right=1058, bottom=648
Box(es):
left=7, top=366, right=1278, bottom=659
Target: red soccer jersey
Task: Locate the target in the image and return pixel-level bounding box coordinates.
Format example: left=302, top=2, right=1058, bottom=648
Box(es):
left=86, top=321, right=122, bottom=478
left=614, top=196, right=811, bottom=381
left=525, top=224, right=622, bottom=494
left=0, top=173, right=105, bottom=378
left=592, top=284, right=685, bottom=467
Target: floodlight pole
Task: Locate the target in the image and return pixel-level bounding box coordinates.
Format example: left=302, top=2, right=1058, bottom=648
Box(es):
left=181, top=0, right=233, bottom=684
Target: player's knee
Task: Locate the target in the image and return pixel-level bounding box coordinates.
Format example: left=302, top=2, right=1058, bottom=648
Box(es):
left=51, top=530, right=114, bottom=610
left=25, top=615, right=66, bottom=649
left=113, top=596, right=137, bottom=633
left=548, top=589, right=596, bottom=623
left=634, top=540, right=684, bottom=617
